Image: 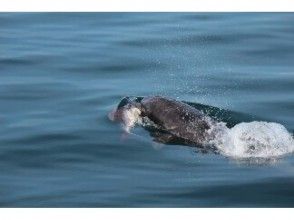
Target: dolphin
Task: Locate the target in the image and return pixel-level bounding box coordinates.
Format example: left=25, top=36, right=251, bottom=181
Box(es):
left=109, top=96, right=217, bottom=147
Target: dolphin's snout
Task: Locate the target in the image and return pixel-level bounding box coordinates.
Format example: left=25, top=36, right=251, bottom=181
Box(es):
left=111, top=97, right=141, bottom=123
left=112, top=97, right=143, bottom=132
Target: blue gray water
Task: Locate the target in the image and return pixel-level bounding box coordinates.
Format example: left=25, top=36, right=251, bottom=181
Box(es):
left=0, top=13, right=294, bottom=207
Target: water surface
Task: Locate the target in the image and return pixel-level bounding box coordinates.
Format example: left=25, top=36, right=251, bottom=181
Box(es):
left=0, top=13, right=294, bottom=207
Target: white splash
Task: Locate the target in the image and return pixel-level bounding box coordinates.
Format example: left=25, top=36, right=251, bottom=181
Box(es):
left=209, top=121, right=294, bottom=159
left=121, top=107, right=142, bottom=132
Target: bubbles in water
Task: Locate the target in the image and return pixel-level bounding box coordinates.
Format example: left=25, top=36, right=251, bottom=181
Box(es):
left=212, top=121, right=294, bottom=159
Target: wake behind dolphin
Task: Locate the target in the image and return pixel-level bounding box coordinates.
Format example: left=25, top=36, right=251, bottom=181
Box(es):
left=109, top=96, right=294, bottom=159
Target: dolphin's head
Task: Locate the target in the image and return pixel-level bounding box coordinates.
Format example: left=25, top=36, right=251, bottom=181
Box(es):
left=108, top=97, right=143, bottom=131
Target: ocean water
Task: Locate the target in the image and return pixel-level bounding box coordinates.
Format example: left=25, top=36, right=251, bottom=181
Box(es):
left=0, top=12, right=294, bottom=207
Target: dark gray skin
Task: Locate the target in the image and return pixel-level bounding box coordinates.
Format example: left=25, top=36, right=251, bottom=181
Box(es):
left=112, top=96, right=215, bottom=147
left=139, top=96, right=211, bottom=144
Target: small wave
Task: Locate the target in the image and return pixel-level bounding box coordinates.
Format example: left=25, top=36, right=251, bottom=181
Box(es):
left=210, top=121, right=294, bottom=159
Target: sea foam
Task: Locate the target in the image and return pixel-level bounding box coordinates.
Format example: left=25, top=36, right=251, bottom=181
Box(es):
left=209, top=121, right=294, bottom=158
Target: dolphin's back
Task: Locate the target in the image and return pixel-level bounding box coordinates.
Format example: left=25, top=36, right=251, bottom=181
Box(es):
left=140, top=96, right=211, bottom=144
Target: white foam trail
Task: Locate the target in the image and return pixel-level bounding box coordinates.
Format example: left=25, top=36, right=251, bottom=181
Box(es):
left=209, top=121, right=294, bottom=159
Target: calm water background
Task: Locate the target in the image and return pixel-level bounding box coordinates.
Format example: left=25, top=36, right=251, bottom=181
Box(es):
left=0, top=13, right=294, bottom=207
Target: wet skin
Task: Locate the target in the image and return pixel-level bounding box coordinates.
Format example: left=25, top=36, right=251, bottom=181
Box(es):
left=114, top=96, right=216, bottom=148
